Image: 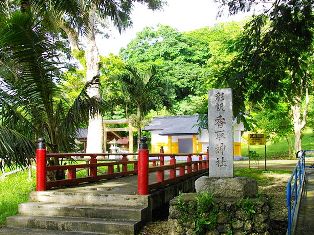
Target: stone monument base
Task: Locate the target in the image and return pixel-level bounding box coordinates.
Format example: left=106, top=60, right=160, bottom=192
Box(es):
left=195, top=176, right=258, bottom=199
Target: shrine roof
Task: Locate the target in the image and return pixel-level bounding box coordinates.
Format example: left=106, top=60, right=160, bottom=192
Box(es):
left=144, top=115, right=201, bottom=135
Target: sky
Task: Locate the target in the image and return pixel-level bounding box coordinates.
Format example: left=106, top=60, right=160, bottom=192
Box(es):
left=97, top=0, right=250, bottom=56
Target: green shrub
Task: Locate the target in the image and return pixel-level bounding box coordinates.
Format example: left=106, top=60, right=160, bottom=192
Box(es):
left=176, top=192, right=218, bottom=234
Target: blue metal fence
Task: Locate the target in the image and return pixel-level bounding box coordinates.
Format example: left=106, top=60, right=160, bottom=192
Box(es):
left=286, top=151, right=306, bottom=235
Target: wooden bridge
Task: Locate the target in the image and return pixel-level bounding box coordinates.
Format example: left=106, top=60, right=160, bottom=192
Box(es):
left=0, top=138, right=209, bottom=234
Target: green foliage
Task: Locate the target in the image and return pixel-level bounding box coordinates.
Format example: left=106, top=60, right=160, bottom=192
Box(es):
left=0, top=5, right=102, bottom=168
left=176, top=192, right=218, bottom=234
left=251, top=102, right=293, bottom=140
left=0, top=170, right=35, bottom=224
left=60, top=69, right=86, bottom=106
left=120, top=25, right=211, bottom=114
left=120, top=22, right=245, bottom=116
left=176, top=194, right=197, bottom=225
left=115, top=64, right=172, bottom=117
left=217, top=0, right=314, bottom=152
left=239, top=198, right=256, bottom=218
left=248, top=150, right=260, bottom=161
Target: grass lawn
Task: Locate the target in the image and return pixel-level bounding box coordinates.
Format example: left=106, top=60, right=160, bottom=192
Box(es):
left=241, top=129, right=314, bottom=159
left=0, top=170, right=35, bottom=225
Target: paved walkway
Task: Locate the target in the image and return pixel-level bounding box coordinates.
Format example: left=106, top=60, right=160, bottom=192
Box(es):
left=52, top=171, right=167, bottom=195
left=295, top=168, right=314, bottom=234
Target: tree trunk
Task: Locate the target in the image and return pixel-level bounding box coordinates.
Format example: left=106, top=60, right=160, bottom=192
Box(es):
left=291, top=90, right=309, bottom=153
left=85, top=4, right=103, bottom=153
left=59, top=4, right=103, bottom=153
left=285, top=136, right=293, bottom=158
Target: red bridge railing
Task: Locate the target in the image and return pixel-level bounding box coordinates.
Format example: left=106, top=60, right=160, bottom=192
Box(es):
left=36, top=138, right=209, bottom=195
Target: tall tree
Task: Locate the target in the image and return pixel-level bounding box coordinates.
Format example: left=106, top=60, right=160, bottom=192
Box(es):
left=120, top=25, right=211, bottom=114
left=252, top=102, right=294, bottom=156
left=219, top=0, right=314, bottom=152
left=114, top=65, right=172, bottom=145
left=0, top=4, right=101, bottom=168
left=31, top=0, right=164, bottom=153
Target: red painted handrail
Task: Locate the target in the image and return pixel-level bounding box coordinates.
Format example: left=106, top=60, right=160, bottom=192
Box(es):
left=35, top=139, right=209, bottom=194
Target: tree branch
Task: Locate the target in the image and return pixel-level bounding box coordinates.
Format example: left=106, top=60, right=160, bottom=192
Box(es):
left=59, top=21, right=80, bottom=52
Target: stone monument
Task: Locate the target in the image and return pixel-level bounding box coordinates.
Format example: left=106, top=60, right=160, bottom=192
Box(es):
left=195, top=88, right=258, bottom=199
left=208, top=88, right=233, bottom=177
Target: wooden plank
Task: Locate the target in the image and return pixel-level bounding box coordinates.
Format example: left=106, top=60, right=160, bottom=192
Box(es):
left=103, top=119, right=129, bottom=124
left=106, top=127, right=136, bottom=132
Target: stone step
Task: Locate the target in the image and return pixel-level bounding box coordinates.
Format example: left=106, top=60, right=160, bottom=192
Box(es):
left=6, top=215, right=141, bottom=234
left=19, top=202, right=148, bottom=221
left=0, top=227, right=104, bottom=235
left=30, top=191, right=148, bottom=208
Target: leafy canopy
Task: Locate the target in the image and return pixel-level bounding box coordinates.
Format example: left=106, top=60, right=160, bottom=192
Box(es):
left=0, top=4, right=101, bottom=168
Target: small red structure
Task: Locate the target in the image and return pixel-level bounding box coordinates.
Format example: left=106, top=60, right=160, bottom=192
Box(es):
left=36, top=138, right=47, bottom=191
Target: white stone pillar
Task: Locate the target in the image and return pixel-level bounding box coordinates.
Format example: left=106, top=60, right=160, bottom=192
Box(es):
left=208, top=88, right=233, bottom=178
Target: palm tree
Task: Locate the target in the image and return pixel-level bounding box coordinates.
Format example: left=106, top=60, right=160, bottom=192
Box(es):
left=0, top=0, right=164, bottom=168
left=115, top=65, right=172, bottom=147
left=36, top=0, right=164, bottom=153
left=0, top=4, right=101, bottom=169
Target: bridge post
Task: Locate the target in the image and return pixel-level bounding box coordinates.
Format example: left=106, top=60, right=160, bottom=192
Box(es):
left=138, top=137, right=149, bottom=195
left=121, top=154, right=128, bottom=173
left=198, top=154, right=203, bottom=170
left=170, top=155, right=176, bottom=179
left=90, top=155, right=97, bottom=177
left=157, top=146, right=164, bottom=183
left=202, top=154, right=207, bottom=169
left=187, top=154, right=192, bottom=173
left=193, top=160, right=198, bottom=172
left=67, top=168, right=76, bottom=180
left=36, top=138, right=47, bottom=191
left=108, top=164, right=114, bottom=174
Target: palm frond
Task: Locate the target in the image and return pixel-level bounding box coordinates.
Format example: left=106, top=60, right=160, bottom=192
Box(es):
left=0, top=126, right=34, bottom=169
left=56, top=78, right=103, bottom=152
left=0, top=95, right=37, bottom=138
left=0, top=10, right=63, bottom=131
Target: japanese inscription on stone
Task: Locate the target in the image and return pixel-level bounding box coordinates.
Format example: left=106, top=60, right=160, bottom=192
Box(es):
left=208, top=88, right=233, bottom=177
